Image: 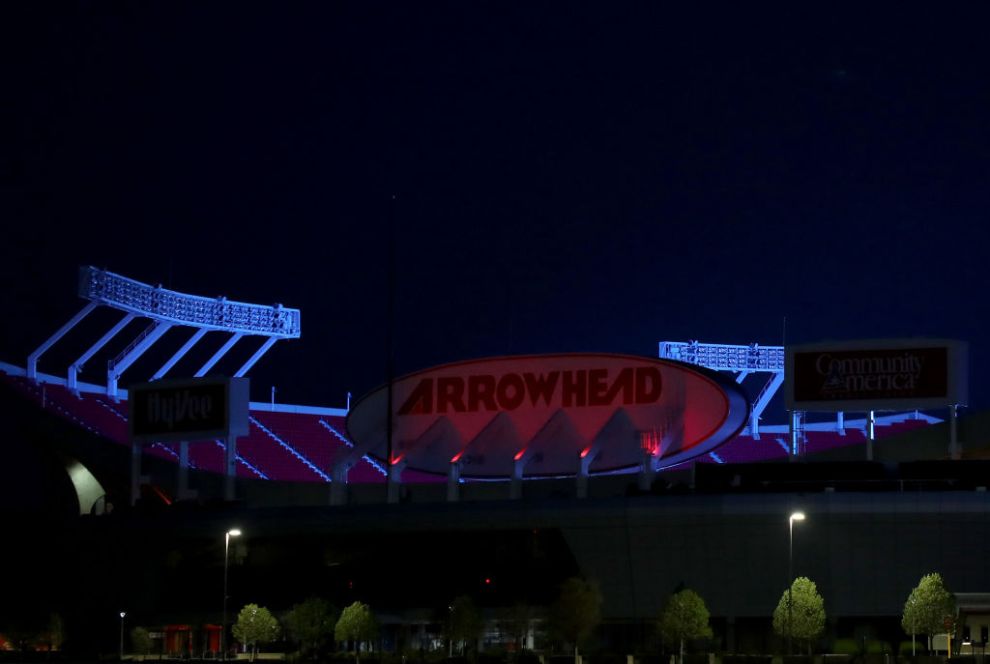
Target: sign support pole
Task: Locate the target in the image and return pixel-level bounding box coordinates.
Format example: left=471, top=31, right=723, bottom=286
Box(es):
left=949, top=405, right=960, bottom=460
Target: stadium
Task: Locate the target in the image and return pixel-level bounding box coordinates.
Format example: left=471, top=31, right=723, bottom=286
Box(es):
left=2, top=267, right=988, bottom=658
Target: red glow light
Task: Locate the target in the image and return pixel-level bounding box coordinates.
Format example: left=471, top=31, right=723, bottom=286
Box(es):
left=484, top=577, right=491, bottom=585
left=513, top=448, right=527, bottom=461
left=451, top=451, right=464, bottom=463
left=580, top=446, right=592, bottom=459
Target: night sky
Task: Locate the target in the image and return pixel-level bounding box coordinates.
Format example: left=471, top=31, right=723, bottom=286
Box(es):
left=3, top=3, right=990, bottom=414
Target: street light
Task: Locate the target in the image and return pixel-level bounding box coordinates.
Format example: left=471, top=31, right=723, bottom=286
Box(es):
left=222, top=528, right=242, bottom=661
left=119, top=611, right=126, bottom=661
left=788, top=512, right=806, bottom=655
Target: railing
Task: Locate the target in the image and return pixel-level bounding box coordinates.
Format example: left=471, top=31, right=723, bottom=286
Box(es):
left=318, top=418, right=388, bottom=476
left=249, top=416, right=330, bottom=482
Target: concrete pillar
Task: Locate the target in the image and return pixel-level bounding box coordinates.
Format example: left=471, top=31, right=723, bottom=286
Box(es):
left=387, top=460, right=405, bottom=504
left=577, top=448, right=597, bottom=498
left=130, top=439, right=142, bottom=506
left=331, top=460, right=351, bottom=506
left=837, top=411, right=845, bottom=436
left=447, top=462, right=461, bottom=502
left=178, top=441, right=189, bottom=499
left=510, top=456, right=526, bottom=500
left=224, top=435, right=237, bottom=501
left=950, top=405, right=960, bottom=460
left=788, top=411, right=797, bottom=460
left=866, top=410, right=875, bottom=461
left=638, top=449, right=657, bottom=492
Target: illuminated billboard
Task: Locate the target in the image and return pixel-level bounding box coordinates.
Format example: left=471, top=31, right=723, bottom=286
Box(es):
left=347, top=354, right=749, bottom=478
left=785, top=339, right=968, bottom=412
left=130, top=376, right=250, bottom=443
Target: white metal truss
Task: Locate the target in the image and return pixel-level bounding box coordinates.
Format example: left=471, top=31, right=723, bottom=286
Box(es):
left=658, top=340, right=784, bottom=439
left=27, top=266, right=301, bottom=399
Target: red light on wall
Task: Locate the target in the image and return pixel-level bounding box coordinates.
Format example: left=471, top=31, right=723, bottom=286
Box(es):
left=451, top=451, right=464, bottom=463
left=640, top=430, right=661, bottom=456
left=580, top=446, right=592, bottom=459
left=390, top=454, right=404, bottom=465
left=513, top=448, right=527, bottom=461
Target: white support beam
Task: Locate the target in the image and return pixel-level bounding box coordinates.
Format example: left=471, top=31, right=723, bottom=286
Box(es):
left=27, top=302, right=99, bottom=380
left=194, top=332, right=243, bottom=377
left=510, top=451, right=530, bottom=500
left=735, top=370, right=751, bottom=384
left=867, top=410, right=876, bottom=461
left=638, top=448, right=659, bottom=491
left=107, top=321, right=174, bottom=400
left=152, top=328, right=208, bottom=380
left=447, top=462, right=461, bottom=502
left=387, top=459, right=406, bottom=504
left=836, top=411, right=845, bottom=436
left=68, top=312, right=135, bottom=393
left=576, top=447, right=601, bottom=499
left=330, top=458, right=354, bottom=506
left=234, top=337, right=278, bottom=378
left=949, top=405, right=960, bottom=460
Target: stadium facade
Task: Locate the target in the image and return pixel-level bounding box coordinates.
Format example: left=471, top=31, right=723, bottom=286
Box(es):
left=1, top=266, right=986, bottom=658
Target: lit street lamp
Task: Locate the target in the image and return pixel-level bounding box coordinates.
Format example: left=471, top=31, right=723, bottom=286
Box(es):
left=222, top=528, right=242, bottom=661
left=119, top=611, right=126, bottom=661
left=788, top=512, right=805, bottom=655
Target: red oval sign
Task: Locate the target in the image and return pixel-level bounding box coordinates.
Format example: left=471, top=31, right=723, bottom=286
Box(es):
left=347, top=353, right=748, bottom=479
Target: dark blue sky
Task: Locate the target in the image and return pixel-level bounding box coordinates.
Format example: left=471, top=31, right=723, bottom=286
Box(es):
left=2, top=3, right=989, bottom=412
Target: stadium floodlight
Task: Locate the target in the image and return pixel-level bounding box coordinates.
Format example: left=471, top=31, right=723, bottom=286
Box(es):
left=27, top=266, right=302, bottom=399
left=79, top=266, right=301, bottom=338
left=659, top=340, right=785, bottom=439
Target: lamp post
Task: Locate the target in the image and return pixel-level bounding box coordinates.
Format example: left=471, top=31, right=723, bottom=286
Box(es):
left=119, top=611, right=126, bottom=661
left=788, top=512, right=805, bottom=655
left=222, top=528, right=242, bottom=661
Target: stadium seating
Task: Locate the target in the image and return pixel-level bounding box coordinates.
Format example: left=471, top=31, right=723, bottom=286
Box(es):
left=0, top=371, right=937, bottom=487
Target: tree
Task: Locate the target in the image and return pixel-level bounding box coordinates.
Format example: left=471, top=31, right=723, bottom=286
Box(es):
left=659, top=589, right=714, bottom=663
left=130, top=626, right=153, bottom=659
left=549, top=577, right=603, bottom=663
left=902, top=573, right=955, bottom=653
left=286, top=597, right=338, bottom=659
left=448, top=595, right=484, bottom=655
left=772, top=577, right=826, bottom=654
left=232, top=603, right=281, bottom=662
left=497, top=603, right=534, bottom=653
left=335, top=601, right=378, bottom=664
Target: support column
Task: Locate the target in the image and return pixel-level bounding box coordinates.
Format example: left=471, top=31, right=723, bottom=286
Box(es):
left=836, top=411, right=845, bottom=436
left=178, top=441, right=190, bottom=499
left=130, top=440, right=142, bottom=506
left=638, top=449, right=657, bottom=492
left=330, top=462, right=349, bottom=506
left=788, top=411, right=797, bottom=461
left=387, top=459, right=406, bottom=504
left=447, top=462, right=461, bottom=502
left=866, top=410, right=875, bottom=461
left=224, top=435, right=237, bottom=501
left=576, top=449, right=598, bottom=499
left=28, top=302, right=99, bottom=381
left=950, top=405, right=960, bottom=460
left=510, top=455, right=527, bottom=500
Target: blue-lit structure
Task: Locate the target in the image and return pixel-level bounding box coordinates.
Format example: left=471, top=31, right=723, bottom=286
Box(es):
left=0, top=267, right=945, bottom=507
